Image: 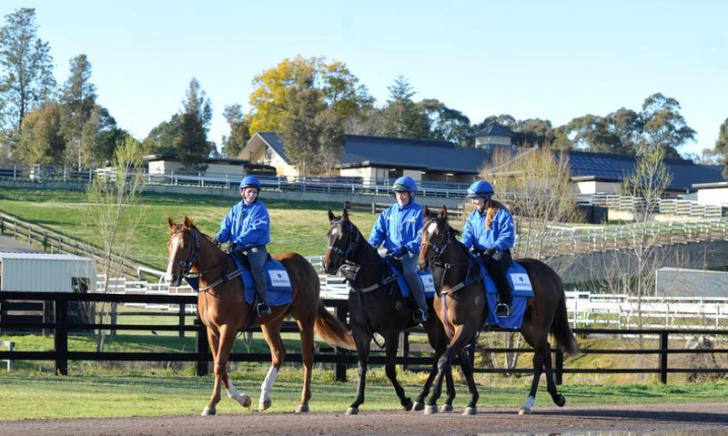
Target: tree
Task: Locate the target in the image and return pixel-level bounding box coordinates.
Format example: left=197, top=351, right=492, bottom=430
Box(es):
left=175, top=78, right=212, bottom=169
left=516, top=118, right=555, bottom=147
left=15, top=101, right=65, bottom=164
left=418, top=98, right=472, bottom=145
left=0, top=8, right=55, bottom=151
left=221, top=104, right=250, bottom=158
left=142, top=115, right=181, bottom=154
left=80, top=106, right=126, bottom=165
left=279, top=86, right=322, bottom=175
left=60, top=54, right=97, bottom=168
left=607, top=108, right=643, bottom=153
left=86, top=136, right=144, bottom=351
left=476, top=114, right=518, bottom=132
left=249, top=56, right=371, bottom=134
left=639, top=93, right=695, bottom=158
left=560, top=114, right=624, bottom=153
left=715, top=118, right=728, bottom=180
left=377, top=76, right=431, bottom=139
left=316, top=109, right=345, bottom=175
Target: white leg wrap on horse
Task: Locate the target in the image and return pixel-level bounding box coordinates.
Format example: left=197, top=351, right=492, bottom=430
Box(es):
left=520, top=395, right=536, bottom=413
left=226, top=379, right=250, bottom=407
left=260, top=366, right=278, bottom=403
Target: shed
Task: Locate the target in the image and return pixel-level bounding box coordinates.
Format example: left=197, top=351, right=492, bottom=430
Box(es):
left=0, top=252, right=96, bottom=293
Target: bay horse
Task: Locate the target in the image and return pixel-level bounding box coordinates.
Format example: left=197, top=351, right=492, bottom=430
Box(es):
left=166, top=217, right=355, bottom=416
left=417, top=207, right=578, bottom=415
left=324, top=209, right=456, bottom=415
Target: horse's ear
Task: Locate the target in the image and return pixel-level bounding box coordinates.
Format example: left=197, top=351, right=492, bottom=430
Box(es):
left=168, top=217, right=175, bottom=229
left=183, top=216, right=192, bottom=229
left=440, top=205, right=448, bottom=220
left=342, top=208, right=349, bottom=221
left=328, top=210, right=335, bottom=222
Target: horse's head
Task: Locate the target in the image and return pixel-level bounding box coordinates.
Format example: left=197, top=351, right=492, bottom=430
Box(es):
left=418, top=206, right=460, bottom=271
left=324, top=209, right=361, bottom=275
left=165, top=216, right=201, bottom=287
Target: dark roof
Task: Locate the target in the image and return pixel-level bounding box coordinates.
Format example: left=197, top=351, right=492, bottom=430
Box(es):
left=257, top=133, right=488, bottom=174
left=340, top=135, right=487, bottom=174
left=563, top=150, right=725, bottom=192
left=143, top=152, right=275, bottom=170
left=477, top=122, right=515, bottom=138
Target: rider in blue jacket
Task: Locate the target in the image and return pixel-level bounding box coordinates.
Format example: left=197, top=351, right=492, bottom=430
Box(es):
left=214, top=175, right=272, bottom=317
left=461, top=179, right=515, bottom=317
left=369, top=176, right=428, bottom=323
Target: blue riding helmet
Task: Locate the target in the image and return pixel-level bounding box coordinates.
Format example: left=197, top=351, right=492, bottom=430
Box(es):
left=466, top=180, right=494, bottom=199
left=239, top=175, right=261, bottom=190
left=392, top=176, right=417, bottom=193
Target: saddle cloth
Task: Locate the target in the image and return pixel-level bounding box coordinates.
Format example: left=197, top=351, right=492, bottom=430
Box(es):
left=476, top=256, right=534, bottom=329
left=185, top=255, right=293, bottom=307
left=384, top=257, right=437, bottom=299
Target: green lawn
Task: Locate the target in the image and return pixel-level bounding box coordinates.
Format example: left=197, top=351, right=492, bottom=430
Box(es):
left=0, top=187, right=378, bottom=270
left=0, top=374, right=725, bottom=420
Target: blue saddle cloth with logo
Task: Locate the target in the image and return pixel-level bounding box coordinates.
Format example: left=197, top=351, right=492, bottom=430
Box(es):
left=184, top=255, right=293, bottom=307
left=474, top=255, right=534, bottom=329
left=383, top=258, right=437, bottom=299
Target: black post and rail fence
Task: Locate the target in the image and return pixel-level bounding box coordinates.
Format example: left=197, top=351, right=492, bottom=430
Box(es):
left=1, top=291, right=727, bottom=383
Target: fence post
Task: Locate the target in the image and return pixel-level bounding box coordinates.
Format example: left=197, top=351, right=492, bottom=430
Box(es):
left=54, top=298, right=68, bottom=376
left=334, top=301, right=348, bottom=382
left=402, top=331, right=410, bottom=371
left=659, top=331, right=669, bottom=384
left=195, top=318, right=209, bottom=376
left=178, top=304, right=185, bottom=338
left=555, top=349, right=564, bottom=385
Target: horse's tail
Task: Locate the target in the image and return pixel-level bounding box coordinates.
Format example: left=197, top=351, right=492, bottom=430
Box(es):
left=552, top=287, right=579, bottom=355
left=315, top=303, right=356, bottom=351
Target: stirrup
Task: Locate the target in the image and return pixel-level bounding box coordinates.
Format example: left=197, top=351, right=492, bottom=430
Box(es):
left=256, top=303, right=272, bottom=317
left=413, top=308, right=428, bottom=323
left=495, top=303, right=511, bottom=318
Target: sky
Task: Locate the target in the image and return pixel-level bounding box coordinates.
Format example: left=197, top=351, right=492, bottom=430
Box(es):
left=3, top=0, right=727, bottom=158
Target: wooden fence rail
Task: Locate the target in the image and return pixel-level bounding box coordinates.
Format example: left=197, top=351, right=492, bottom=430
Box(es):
left=1, top=291, right=726, bottom=384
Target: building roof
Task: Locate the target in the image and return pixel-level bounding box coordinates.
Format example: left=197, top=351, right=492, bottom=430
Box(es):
left=143, top=152, right=272, bottom=168
left=476, top=122, right=516, bottom=138
left=254, top=132, right=489, bottom=175
left=0, top=252, right=93, bottom=261
left=563, top=150, right=725, bottom=192
left=339, top=135, right=487, bottom=174
left=692, top=181, right=728, bottom=190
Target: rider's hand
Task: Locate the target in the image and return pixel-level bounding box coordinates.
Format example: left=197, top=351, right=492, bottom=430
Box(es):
left=387, top=246, right=407, bottom=258
left=484, top=247, right=497, bottom=258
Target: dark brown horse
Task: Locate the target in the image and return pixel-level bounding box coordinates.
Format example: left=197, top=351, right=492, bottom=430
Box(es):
left=324, top=209, right=456, bottom=415
left=165, top=217, right=355, bottom=416
left=417, top=207, right=578, bottom=415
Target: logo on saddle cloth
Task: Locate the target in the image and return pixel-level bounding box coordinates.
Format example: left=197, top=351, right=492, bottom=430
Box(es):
left=231, top=256, right=293, bottom=307
left=384, top=258, right=436, bottom=298
left=478, top=261, right=534, bottom=329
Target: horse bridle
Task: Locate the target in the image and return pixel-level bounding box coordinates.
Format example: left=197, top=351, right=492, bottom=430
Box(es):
left=422, top=218, right=455, bottom=268
left=328, top=218, right=361, bottom=267
left=173, top=227, right=201, bottom=277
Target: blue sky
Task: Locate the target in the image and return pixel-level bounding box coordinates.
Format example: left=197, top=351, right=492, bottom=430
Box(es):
left=3, top=1, right=727, bottom=157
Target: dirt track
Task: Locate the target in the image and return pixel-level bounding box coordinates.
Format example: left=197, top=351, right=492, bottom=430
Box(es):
left=1, top=402, right=726, bottom=435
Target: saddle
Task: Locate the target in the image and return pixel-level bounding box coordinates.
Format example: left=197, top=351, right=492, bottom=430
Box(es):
left=470, top=254, right=534, bottom=329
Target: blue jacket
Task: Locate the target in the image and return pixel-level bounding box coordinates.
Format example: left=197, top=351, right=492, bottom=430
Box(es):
left=461, top=207, right=515, bottom=252
left=216, top=200, right=271, bottom=249
left=368, top=201, right=424, bottom=254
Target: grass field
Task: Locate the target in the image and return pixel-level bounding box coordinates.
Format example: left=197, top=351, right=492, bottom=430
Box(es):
left=0, top=187, right=378, bottom=269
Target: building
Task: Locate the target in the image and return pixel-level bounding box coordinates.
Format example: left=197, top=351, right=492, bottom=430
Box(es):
left=241, top=132, right=488, bottom=184
left=0, top=252, right=96, bottom=293
left=693, top=181, right=728, bottom=212
left=474, top=122, right=517, bottom=153
left=144, top=152, right=276, bottom=178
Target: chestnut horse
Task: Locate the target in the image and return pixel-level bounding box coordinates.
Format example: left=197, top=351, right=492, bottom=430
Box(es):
left=417, top=207, right=578, bottom=415
left=324, top=210, right=456, bottom=415
left=166, top=217, right=355, bottom=416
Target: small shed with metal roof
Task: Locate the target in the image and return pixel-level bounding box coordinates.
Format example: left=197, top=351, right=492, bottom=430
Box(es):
left=0, top=252, right=96, bottom=293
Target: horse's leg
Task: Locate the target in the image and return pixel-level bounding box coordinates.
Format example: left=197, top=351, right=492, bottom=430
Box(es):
left=412, top=345, right=442, bottom=412
left=542, top=341, right=566, bottom=407
left=383, top=330, right=413, bottom=411
left=519, top=342, right=546, bottom=415
left=219, top=324, right=252, bottom=410
left=456, top=348, right=479, bottom=415
left=443, top=363, right=456, bottom=412
left=295, top=314, right=316, bottom=414
left=259, top=319, right=286, bottom=412
left=202, top=327, right=221, bottom=416
left=347, top=327, right=371, bottom=415
left=425, top=325, right=472, bottom=415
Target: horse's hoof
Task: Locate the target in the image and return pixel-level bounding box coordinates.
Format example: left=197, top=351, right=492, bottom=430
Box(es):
left=295, top=404, right=309, bottom=414
left=555, top=394, right=566, bottom=407
left=346, top=407, right=359, bottom=415
left=201, top=406, right=216, bottom=416
left=412, top=401, right=424, bottom=412
left=463, top=407, right=477, bottom=416
left=442, top=404, right=453, bottom=413
left=424, top=405, right=438, bottom=415
left=402, top=397, right=413, bottom=411
left=235, top=394, right=251, bottom=408
left=259, top=398, right=272, bottom=412
left=518, top=407, right=532, bottom=415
